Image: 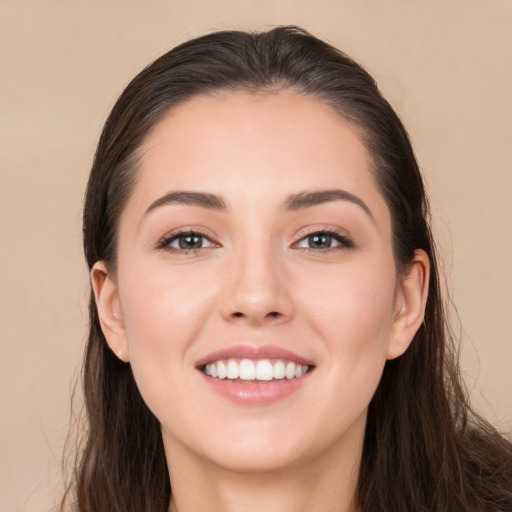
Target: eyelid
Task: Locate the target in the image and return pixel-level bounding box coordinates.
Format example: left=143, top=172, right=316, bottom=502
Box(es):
left=154, top=225, right=353, bottom=253
left=155, top=227, right=220, bottom=252
left=292, top=226, right=354, bottom=250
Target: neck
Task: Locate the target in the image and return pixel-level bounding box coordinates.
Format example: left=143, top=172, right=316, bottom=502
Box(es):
left=166, top=428, right=363, bottom=512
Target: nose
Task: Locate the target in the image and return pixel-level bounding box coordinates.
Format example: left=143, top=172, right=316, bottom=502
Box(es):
left=219, top=244, right=295, bottom=326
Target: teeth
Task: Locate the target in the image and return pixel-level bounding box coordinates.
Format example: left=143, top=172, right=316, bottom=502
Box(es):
left=285, top=362, right=296, bottom=379
left=256, top=360, right=273, bottom=381
left=273, top=360, right=285, bottom=379
left=203, top=359, right=310, bottom=381
left=217, top=360, right=227, bottom=379
left=226, top=359, right=239, bottom=379
left=239, top=359, right=256, bottom=380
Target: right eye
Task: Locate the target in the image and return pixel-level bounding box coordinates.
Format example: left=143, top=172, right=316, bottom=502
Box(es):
left=158, top=230, right=216, bottom=252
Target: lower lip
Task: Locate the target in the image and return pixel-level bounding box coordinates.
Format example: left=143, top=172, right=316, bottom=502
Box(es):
left=199, top=372, right=312, bottom=405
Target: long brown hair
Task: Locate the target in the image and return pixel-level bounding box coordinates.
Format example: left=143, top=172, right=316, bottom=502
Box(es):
left=64, top=26, right=512, bottom=511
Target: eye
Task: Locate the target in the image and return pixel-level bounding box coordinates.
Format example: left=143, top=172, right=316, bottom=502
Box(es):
left=295, top=230, right=353, bottom=250
left=158, top=230, right=216, bottom=252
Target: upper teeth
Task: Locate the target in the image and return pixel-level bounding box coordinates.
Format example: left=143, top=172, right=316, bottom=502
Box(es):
left=204, top=359, right=310, bottom=381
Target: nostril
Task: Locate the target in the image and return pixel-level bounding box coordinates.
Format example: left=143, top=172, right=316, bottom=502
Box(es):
left=231, top=311, right=281, bottom=319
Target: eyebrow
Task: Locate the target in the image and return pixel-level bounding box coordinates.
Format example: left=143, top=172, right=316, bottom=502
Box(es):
left=143, top=188, right=375, bottom=223
left=283, top=189, right=375, bottom=223
left=144, top=191, right=227, bottom=216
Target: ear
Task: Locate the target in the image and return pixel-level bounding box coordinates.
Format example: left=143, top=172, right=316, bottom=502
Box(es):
left=91, top=261, right=129, bottom=362
left=387, top=249, right=430, bottom=360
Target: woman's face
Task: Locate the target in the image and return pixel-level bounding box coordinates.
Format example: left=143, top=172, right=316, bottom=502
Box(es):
left=95, top=91, right=421, bottom=474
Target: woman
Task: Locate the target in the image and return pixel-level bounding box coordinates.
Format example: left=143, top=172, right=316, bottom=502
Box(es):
left=65, top=26, right=512, bottom=511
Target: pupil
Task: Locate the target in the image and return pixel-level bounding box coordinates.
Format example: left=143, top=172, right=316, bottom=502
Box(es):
left=179, top=234, right=202, bottom=249
left=309, top=234, right=331, bottom=248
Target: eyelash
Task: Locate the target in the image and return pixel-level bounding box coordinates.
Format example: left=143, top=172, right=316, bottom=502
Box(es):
left=156, top=228, right=354, bottom=254
left=156, top=229, right=217, bottom=254
left=294, top=228, right=354, bottom=251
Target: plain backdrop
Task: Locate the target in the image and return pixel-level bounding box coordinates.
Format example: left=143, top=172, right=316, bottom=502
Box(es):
left=1, top=1, right=511, bottom=510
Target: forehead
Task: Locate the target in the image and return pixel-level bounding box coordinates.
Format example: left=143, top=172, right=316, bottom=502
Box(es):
left=128, top=91, right=389, bottom=225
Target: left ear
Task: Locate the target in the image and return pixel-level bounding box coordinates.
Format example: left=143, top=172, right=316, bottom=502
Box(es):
left=387, top=249, right=430, bottom=360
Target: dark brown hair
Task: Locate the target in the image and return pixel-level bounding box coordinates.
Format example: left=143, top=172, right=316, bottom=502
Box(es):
left=65, top=26, right=512, bottom=511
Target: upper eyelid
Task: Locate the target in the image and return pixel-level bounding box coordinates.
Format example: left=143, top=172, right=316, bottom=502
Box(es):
left=156, top=228, right=218, bottom=248
left=292, top=227, right=354, bottom=249
left=293, top=226, right=351, bottom=240
left=155, top=225, right=352, bottom=248
left=160, top=226, right=216, bottom=239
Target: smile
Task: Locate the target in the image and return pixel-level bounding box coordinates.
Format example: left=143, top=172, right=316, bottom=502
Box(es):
left=197, top=345, right=315, bottom=404
left=203, top=359, right=311, bottom=381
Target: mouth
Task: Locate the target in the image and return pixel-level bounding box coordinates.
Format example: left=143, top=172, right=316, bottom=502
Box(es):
left=201, top=359, right=312, bottom=381
left=196, top=345, right=315, bottom=404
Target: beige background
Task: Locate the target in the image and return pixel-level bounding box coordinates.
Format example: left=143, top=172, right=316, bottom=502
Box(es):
left=1, top=1, right=510, bottom=510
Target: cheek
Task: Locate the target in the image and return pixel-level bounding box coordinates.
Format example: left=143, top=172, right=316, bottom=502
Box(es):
left=116, top=261, right=218, bottom=402
left=299, top=259, right=396, bottom=392
left=119, top=259, right=215, bottom=344
left=304, top=260, right=396, bottom=341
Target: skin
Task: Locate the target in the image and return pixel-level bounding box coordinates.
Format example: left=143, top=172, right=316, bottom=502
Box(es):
left=92, top=91, right=429, bottom=512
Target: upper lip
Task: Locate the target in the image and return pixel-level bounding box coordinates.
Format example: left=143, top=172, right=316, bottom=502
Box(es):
left=195, top=344, right=315, bottom=368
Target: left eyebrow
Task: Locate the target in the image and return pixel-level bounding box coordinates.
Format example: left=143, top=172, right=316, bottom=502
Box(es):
left=282, top=189, right=375, bottom=224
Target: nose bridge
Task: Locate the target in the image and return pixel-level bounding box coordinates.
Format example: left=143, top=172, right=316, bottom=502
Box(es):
left=221, top=231, right=293, bottom=324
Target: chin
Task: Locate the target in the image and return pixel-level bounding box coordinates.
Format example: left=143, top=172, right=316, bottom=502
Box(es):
left=163, top=418, right=311, bottom=474
left=207, top=443, right=310, bottom=475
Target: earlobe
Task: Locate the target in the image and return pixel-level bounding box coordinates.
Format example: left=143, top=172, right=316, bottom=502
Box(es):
left=91, top=261, right=129, bottom=363
left=387, top=249, right=430, bottom=360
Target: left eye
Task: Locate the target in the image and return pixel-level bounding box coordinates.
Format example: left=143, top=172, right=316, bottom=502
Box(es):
left=163, top=232, right=215, bottom=250
left=296, top=232, right=350, bottom=250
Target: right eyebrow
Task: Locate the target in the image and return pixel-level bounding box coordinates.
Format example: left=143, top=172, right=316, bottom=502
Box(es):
left=143, top=191, right=227, bottom=217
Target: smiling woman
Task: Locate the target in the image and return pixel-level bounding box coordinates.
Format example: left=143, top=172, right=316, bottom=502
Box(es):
left=64, top=27, right=512, bottom=512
